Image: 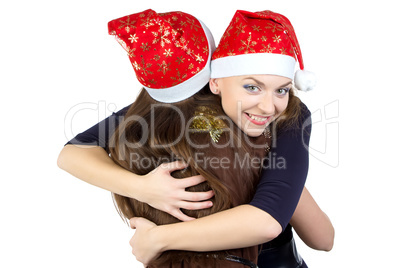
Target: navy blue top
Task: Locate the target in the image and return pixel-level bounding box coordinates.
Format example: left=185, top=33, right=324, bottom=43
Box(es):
left=250, top=103, right=311, bottom=230
left=67, top=102, right=311, bottom=232
left=67, top=105, right=130, bottom=153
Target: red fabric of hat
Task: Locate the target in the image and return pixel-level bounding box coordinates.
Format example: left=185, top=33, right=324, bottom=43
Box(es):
left=108, top=9, right=215, bottom=102
left=211, top=10, right=315, bottom=91
left=213, top=10, right=302, bottom=67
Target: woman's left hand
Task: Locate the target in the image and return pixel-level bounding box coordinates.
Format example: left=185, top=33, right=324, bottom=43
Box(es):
left=129, top=217, right=163, bottom=265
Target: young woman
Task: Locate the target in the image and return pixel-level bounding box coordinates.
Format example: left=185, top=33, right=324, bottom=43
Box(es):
left=126, top=10, right=333, bottom=268
left=58, top=9, right=333, bottom=268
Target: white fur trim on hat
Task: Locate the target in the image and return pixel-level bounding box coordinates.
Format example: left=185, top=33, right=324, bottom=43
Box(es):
left=144, top=20, right=215, bottom=103
left=211, top=53, right=296, bottom=79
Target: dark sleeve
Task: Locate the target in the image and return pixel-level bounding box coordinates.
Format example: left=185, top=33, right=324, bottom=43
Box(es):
left=249, top=102, right=312, bottom=231
left=66, top=105, right=130, bottom=153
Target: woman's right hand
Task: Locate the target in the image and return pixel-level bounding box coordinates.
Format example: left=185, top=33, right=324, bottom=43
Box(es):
left=136, top=161, right=214, bottom=221
left=129, top=217, right=163, bottom=266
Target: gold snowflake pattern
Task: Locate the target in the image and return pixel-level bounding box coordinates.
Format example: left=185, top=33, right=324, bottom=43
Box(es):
left=163, top=49, right=173, bottom=57
left=252, top=25, right=261, bottom=32
left=127, top=47, right=136, bottom=58
left=260, top=44, right=275, bottom=53
left=175, top=56, right=184, bottom=64
left=153, top=54, right=161, bottom=61
left=221, top=25, right=233, bottom=40
left=195, top=54, right=204, bottom=62
left=239, top=33, right=257, bottom=54
left=152, top=24, right=172, bottom=47
left=272, top=35, right=281, bottom=43
left=227, top=49, right=236, bottom=56
left=266, top=23, right=282, bottom=33
left=128, top=34, right=138, bottom=43
left=118, top=17, right=136, bottom=33
left=140, top=17, right=155, bottom=29
left=132, top=61, right=140, bottom=71
left=140, top=42, right=151, bottom=51
left=186, top=17, right=201, bottom=31
left=191, top=33, right=202, bottom=48
left=147, top=79, right=157, bottom=85
left=191, top=67, right=201, bottom=75
left=235, top=23, right=246, bottom=37
left=170, top=70, right=187, bottom=85
left=157, top=61, right=171, bottom=75
left=140, top=58, right=153, bottom=76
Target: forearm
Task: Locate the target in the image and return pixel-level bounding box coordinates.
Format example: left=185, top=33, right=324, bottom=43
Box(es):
left=290, top=187, right=334, bottom=251
left=57, top=144, right=144, bottom=199
left=154, top=204, right=282, bottom=252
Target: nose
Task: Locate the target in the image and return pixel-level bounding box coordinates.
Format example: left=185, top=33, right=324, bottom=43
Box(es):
left=257, top=93, right=275, bottom=115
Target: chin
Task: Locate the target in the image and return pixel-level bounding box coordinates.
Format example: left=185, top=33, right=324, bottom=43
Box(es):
left=244, top=129, right=264, bottom=137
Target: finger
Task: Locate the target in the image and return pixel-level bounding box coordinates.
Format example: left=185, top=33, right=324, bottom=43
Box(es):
left=182, top=190, right=215, bottom=202
left=170, top=209, right=196, bottom=222
left=179, top=201, right=214, bottom=211
left=160, top=161, right=188, bottom=173
left=178, top=175, right=207, bottom=188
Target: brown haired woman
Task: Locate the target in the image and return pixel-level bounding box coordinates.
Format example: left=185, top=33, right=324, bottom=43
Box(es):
left=58, top=9, right=333, bottom=268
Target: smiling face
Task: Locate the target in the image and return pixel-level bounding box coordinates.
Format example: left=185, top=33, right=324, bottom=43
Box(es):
left=210, top=74, right=291, bottom=137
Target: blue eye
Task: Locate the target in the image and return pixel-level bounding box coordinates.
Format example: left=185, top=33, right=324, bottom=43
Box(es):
left=276, top=87, right=291, bottom=96
left=243, top=85, right=260, bottom=93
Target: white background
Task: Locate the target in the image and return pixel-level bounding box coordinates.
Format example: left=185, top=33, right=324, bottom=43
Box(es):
left=1, top=0, right=401, bottom=267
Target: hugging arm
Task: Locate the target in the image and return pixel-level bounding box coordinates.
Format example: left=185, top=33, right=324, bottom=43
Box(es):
left=290, top=187, right=334, bottom=251
left=129, top=104, right=331, bottom=264
left=57, top=105, right=213, bottom=221
left=129, top=204, right=281, bottom=265
left=130, top=187, right=334, bottom=265
left=58, top=102, right=333, bottom=263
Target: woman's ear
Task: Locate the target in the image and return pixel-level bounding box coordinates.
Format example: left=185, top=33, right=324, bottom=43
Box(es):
left=209, top=78, right=220, bottom=95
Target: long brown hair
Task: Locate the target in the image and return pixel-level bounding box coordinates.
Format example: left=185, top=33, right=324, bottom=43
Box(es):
left=109, top=85, right=269, bottom=266
left=109, top=85, right=303, bottom=266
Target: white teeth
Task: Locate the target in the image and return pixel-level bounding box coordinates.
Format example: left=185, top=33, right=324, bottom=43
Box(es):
left=248, top=113, right=267, bottom=122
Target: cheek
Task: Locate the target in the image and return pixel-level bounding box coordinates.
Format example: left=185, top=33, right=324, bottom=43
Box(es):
left=277, top=96, right=289, bottom=113
left=220, top=92, right=237, bottom=116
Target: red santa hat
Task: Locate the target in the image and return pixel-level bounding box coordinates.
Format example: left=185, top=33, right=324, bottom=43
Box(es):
left=108, top=9, right=215, bottom=103
left=211, top=10, right=315, bottom=92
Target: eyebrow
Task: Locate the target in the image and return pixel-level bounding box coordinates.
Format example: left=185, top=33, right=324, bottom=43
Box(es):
left=242, top=77, right=293, bottom=88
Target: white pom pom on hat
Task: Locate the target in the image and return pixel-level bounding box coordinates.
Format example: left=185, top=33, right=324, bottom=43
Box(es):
left=294, top=69, right=316, bottom=92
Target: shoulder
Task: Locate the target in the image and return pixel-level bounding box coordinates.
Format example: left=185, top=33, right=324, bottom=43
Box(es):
left=113, top=105, right=130, bottom=117
left=297, top=101, right=312, bottom=132
left=299, top=101, right=311, bottom=122
left=276, top=100, right=311, bottom=139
